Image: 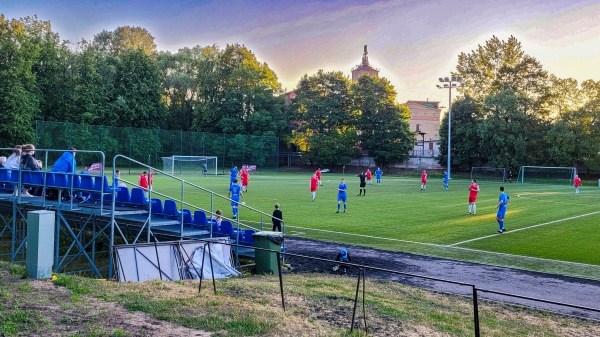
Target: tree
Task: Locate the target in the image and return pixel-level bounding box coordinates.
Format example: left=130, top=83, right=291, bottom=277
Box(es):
left=352, top=76, right=414, bottom=167
left=0, top=15, right=42, bottom=146
left=456, top=35, right=550, bottom=116
left=92, top=26, right=157, bottom=56
left=477, top=89, right=531, bottom=169
left=438, top=96, right=483, bottom=169
left=292, top=70, right=358, bottom=166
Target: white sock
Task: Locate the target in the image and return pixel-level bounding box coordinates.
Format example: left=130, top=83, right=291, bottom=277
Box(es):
left=473, top=205, right=476, bottom=213
left=468, top=205, right=472, bottom=213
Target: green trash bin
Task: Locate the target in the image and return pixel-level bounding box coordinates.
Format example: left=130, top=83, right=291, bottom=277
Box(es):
left=253, top=231, right=284, bottom=274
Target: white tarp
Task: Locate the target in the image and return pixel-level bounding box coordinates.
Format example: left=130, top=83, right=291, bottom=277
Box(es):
left=116, top=239, right=240, bottom=282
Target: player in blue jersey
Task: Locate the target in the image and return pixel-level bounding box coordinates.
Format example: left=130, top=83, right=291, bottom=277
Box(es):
left=443, top=170, right=449, bottom=190
left=375, top=167, right=383, bottom=185
left=229, top=165, right=238, bottom=186
left=228, top=179, right=244, bottom=217
left=336, top=178, right=347, bottom=213
left=496, top=186, right=510, bottom=233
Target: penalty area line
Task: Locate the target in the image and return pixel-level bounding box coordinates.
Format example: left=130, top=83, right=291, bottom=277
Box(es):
left=448, top=209, right=600, bottom=247
left=285, top=224, right=446, bottom=248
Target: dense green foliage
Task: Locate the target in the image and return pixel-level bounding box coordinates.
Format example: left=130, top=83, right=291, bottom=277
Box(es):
left=439, top=35, right=600, bottom=172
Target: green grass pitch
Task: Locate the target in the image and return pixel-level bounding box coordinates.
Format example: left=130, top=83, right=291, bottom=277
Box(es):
left=126, top=171, right=600, bottom=278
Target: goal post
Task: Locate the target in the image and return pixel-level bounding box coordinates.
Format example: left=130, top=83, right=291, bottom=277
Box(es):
left=470, top=167, right=506, bottom=182
left=161, top=156, right=218, bottom=176
left=518, top=166, right=576, bottom=185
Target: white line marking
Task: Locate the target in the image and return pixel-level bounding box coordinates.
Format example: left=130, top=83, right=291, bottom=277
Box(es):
left=448, top=210, right=600, bottom=247
left=285, top=224, right=446, bottom=248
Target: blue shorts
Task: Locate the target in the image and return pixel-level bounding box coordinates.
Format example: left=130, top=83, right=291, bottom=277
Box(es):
left=338, top=193, right=347, bottom=202
left=231, top=196, right=240, bottom=206
left=230, top=176, right=236, bottom=183
left=497, top=207, right=506, bottom=219
left=443, top=179, right=448, bottom=183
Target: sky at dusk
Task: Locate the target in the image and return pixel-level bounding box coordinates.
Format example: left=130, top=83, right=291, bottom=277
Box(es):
left=2, top=0, right=600, bottom=106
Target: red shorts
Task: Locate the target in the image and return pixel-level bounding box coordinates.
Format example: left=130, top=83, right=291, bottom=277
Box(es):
left=468, top=195, right=478, bottom=203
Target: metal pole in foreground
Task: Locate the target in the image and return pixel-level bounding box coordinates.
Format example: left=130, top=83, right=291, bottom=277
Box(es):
left=447, top=85, right=452, bottom=180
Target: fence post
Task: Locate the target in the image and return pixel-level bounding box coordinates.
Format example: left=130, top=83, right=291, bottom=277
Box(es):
left=473, top=286, right=480, bottom=337
left=277, top=251, right=285, bottom=312
left=350, top=268, right=362, bottom=332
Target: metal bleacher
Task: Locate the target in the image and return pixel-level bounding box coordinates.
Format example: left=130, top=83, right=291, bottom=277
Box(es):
left=0, top=149, right=280, bottom=278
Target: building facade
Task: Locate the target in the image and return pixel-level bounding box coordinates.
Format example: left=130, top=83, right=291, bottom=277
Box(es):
left=404, top=100, right=442, bottom=158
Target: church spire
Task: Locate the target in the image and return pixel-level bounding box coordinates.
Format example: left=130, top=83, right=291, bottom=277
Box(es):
left=362, top=45, right=369, bottom=66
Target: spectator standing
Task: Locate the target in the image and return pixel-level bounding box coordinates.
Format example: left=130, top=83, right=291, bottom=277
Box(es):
left=366, top=169, right=372, bottom=185
left=272, top=203, right=283, bottom=232
left=139, top=171, right=149, bottom=199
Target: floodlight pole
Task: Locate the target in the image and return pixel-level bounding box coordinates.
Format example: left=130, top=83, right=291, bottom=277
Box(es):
left=437, top=76, right=462, bottom=180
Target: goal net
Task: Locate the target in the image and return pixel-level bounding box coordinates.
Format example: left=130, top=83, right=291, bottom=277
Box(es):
left=162, top=156, right=218, bottom=176
left=518, top=166, right=576, bottom=185
left=470, top=167, right=506, bottom=182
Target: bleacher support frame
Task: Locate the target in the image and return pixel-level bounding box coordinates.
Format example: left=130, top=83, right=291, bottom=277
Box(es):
left=0, top=149, right=285, bottom=279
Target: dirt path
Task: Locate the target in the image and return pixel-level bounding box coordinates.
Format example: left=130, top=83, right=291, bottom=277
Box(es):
left=284, top=237, right=600, bottom=320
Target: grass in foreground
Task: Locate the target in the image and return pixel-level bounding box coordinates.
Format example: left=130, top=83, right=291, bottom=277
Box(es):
left=1, top=261, right=598, bottom=337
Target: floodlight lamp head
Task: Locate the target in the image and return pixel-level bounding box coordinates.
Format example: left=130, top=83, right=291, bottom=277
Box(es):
left=452, top=83, right=457, bottom=87
left=438, top=77, right=445, bottom=82
left=457, top=76, right=463, bottom=82
left=436, top=85, right=442, bottom=88
left=444, top=84, right=449, bottom=88
left=451, top=76, right=457, bottom=82
left=444, top=77, right=450, bottom=82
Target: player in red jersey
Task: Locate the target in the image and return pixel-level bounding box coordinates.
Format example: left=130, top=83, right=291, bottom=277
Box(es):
left=366, top=168, right=372, bottom=185
left=420, top=170, right=427, bottom=190
left=240, top=167, right=249, bottom=192
left=315, top=168, right=322, bottom=186
left=574, top=175, right=581, bottom=194
left=468, top=179, right=480, bottom=214
left=310, top=173, right=318, bottom=201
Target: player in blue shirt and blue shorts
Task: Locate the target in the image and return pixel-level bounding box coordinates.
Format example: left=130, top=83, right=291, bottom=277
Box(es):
left=375, top=168, right=383, bottom=185
left=336, top=178, right=347, bottom=213
left=496, top=186, right=510, bottom=233
left=229, top=166, right=238, bottom=186
left=228, top=179, right=243, bottom=217
left=443, top=170, right=449, bottom=190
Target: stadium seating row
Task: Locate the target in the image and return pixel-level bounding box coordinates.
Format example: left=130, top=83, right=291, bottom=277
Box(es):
left=0, top=169, right=114, bottom=194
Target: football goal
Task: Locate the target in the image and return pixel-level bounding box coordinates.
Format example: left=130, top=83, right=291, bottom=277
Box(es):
left=518, top=166, right=576, bottom=185
left=470, top=167, right=506, bottom=182
left=162, top=156, right=218, bottom=176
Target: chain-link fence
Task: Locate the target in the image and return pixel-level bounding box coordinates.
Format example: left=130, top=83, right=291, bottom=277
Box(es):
left=35, top=121, right=279, bottom=174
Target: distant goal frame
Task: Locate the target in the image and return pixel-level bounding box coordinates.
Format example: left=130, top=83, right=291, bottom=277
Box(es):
left=470, top=167, right=507, bottom=182
left=161, top=155, right=218, bottom=176
left=517, top=166, right=577, bottom=185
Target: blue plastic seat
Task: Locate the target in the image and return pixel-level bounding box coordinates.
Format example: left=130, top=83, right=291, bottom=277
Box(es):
left=0, top=169, right=10, bottom=183
left=130, top=188, right=148, bottom=205
left=193, top=211, right=209, bottom=227
left=49, top=173, right=71, bottom=188
left=116, top=186, right=131, bottom=206
left=220, top=220, right=241, bottom=237
left=22, top=171, right=44, bottom=186
left=151, top=198, right=164, bottom=216
left=163, top=199, right=181, bottom=218
left=182, top=209, right=193, bottom=225
left=94, top=175, right=116, bottom=193
left=241, top=229, right=256, bottom=245
left=79, top=175, right=95, bottom=190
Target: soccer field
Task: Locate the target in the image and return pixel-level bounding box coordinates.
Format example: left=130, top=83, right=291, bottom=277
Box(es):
left=140, top=171, right=600, bottom=279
